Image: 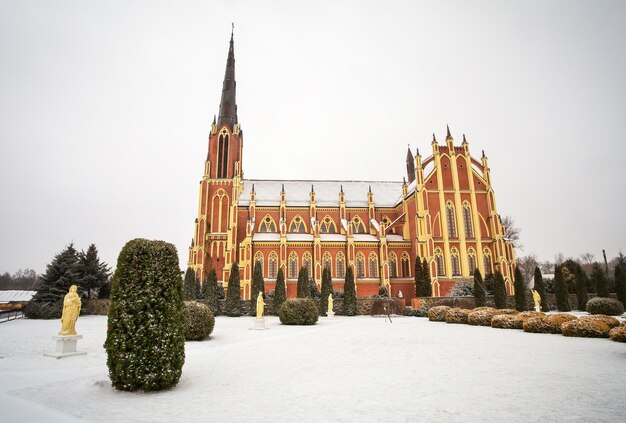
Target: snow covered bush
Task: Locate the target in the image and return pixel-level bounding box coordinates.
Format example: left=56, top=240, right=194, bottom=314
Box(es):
left=585, top=297, right=624, bottom=316
left=491, top=314, right=523, bottom=329
left=428, top=305, right=450, bottom=322
left=183, top=301, right=215, bottom=341
left=467, top=307, right=499, bottom=326
left=579, top=314, right=620, bottom=329
left=279, top=298, right=319, bottom=325
left=23, top=300, right=62, bottom=319
left=561, top=318, right=611, bottom=338
left=104, top=239, right=185, bottom=392
left=445, top=308, right=471, bottom=324
left=523, top=313, right=577, bottom=334
left=448, top=281, right=473, bottom=297
left=517, top=311, right=545, bottom=321
left=609, top=324, right=626, bottom=343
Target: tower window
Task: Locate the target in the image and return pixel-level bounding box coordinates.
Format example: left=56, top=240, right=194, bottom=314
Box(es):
left=217, top=130, right=229, bottom=178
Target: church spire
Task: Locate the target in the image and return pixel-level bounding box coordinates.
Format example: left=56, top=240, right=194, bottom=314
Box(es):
left=217, top=24, right=238, bottom=129
left=406, top=145, right=415, bottom=184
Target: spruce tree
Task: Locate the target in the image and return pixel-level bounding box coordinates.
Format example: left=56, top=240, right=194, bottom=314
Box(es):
left=183, top=268, right=198, bottom=300
left=32, top=243, right=80, bottom=305
left=422, top=258, right=431, bottom=295
left=297, top=266, right=309, bottom=298
left=554, top=265, right=571, bottom=311
left=224, top=263, right=242, bottom=316
left=574, top=265, right=589, bottom=310
left=414, top=256, right=423, bottom=297
left=615, top=265, right=626, bottom=308
left=104, top=239, right=185, bottom=391
left=273, top=268, right=286, bottom=315
left=484, top=273, right=494, bottom=294
left=590, top=263, right=609, bottom=297
left=533, top=266, right=550, bottom=312
left=343, top=266, right=357, bottom=316
left=76, top=244, right=111, bottom=299
left=493, top=271, right=507, bottom=309
left=202, top=268, right=219, bottom=314
left=513, top=267, right=527, bottom=311
left=473, top=269, right=486, bottom=307
left=250, top=261, right=265, bottom=312
left=320, top=267, right=333, bottom=315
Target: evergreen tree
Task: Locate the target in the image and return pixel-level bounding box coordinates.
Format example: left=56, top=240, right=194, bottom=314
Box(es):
left=615, top=265, right=626, bottom=308
left=590, top=263, right=609, bottom=297
left=513, top=267, right=527, bottom=311
left=554, top=265, right=571, bottom=311
left=273, top=268, right=286, bottom=315
left=250, top=261, right=265, bottom=312
left=202, top=269, right=219, bottom=313
left=493, top=271, right=507, bottom=309
left=414, top=256, right=423, bottom=297
left=484, top=272, right=494, bottom=294
left=32, top=243, right=80, bottom=304
left=565, top=260, right=589, bottom=310
left=422, top=258, right=431, bottom=295
left=104, top=239, right=185, bottom=391
left=320, top=267, right=333, bottom=315
left=533, top=266, right=550, bottom=312
left=76, top=244, right=111, bottom=299
left=223, top=263, right=242, bottom=316
left=343, top=266, right=357, bottom=316
left=183, top=268, right=198, bottom=300
left=473, top=269, right=486, bottom=307
left=297, top=266, right=309, bottom=298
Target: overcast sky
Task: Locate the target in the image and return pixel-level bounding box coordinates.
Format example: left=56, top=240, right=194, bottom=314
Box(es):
left=1, top=0, right=625, bottom=274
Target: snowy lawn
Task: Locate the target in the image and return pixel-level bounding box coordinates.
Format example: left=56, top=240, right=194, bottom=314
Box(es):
left=1, top=314, right=625, bottom=422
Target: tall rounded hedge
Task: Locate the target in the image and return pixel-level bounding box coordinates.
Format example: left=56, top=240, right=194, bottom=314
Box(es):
left=104, top=239, right=185, bottom=391
left=278, top=298, right=319, bottom=325
left=585, top=297, right=624, bottom=316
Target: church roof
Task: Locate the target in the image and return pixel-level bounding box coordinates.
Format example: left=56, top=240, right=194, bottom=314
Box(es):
left=239, top=179, right=405, bottom=208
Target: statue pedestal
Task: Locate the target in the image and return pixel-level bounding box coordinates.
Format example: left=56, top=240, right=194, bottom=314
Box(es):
left=327, top=311, right=335, bottom=318
left=250, top=318, right=269, bottom=330
left=44, top=335, right=87, bottom=359
left=535, top=306, right=541, bottom=312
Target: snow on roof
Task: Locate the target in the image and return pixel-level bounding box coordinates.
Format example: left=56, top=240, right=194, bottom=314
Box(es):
left=252, top=233, right=280, bottom=242
left=286, top=233, right=314, bottom=242
left=0, top=290, right=36, bottom=303
left=353, top=234, right=379, bottom=242
left=320, top=234, right=346, bottom=242
left=239, top=179, right=404, bottom=208
left=386, top=234, right=406, bottom=242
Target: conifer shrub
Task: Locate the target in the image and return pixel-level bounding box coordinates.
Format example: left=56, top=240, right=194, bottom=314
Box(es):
left=523, top=313, right=577, bottom=334
left=579, top=314, right=621, bottom=329
left=609, top=324, right=626, bottom=343
left=23, top=300, right=62, bottom=319
left=445, top=307, right=471, bottom=324
left=273, top=269, right=286, bottom=315
left=473, top=270, right=486, bottom=307
left=297, top=267, right=309, bottom=298
left=513, top=267, right=527, bottom=312
left=615, top=265, right=626, bottom=308
left=493, top=271, right=507, bottom=309
left=202, top=269, right=220, bottom=315
left=491, top=314, right=523, bottom=329
left=278, top=298, right=319, bottom=325
left=414, top=257, right=431, bottom=297
left=223, top=263, right=243, bottom=317
left=250, top=261, right=265, bottom=312
left=590, top=263, right=609, bottom=297
left=319, top=267, right=333, bottom=315
left=422, top=258, right=432, bottom=295
left=532, top=267, right=550, bottom=312
left=554, top=265, right=571, bottom=312
left=585, top=297, right=624, bottom=316
left=104, top=239, right=185, bottom=392
left=183, top=268, right=199, bottom=300
left=343, top=267, right=357, bottom=316
left=561, top=319, right=610, bottom=338
left=428, top=305, right=450, bottom=322
left=182, top=301, right=215, bottom=341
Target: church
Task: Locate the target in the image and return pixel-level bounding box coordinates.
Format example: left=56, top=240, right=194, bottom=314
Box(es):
left=188, top=32, right=516, bottom=300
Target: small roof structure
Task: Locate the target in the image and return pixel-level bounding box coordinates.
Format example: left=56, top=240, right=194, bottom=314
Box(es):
left=0, top=290, right=36, bottom=304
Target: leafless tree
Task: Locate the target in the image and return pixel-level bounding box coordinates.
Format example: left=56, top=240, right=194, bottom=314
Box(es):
left=500, top=215, right=522, bottom=249
left=578, top=252, right=595, bottom=265
left=517, top=254, right=538, bottom=286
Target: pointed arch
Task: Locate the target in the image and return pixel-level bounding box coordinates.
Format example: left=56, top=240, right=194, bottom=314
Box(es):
left=254, top=251, right=264, bottom=275
left=322, top=251, right=332, bottom=272
left=467, top=248, right=476, bottom=275
left=211, top=189, right=229, bottom=233
left=463, top=201, right=474, bottom=239
left=451, top=248, right=460, bottom=276
left=368, top=252, right=379, bottom=278
left=217, top=128, right=230, bottom=178
left=268, top=251, right=278, bottom=279
left=289, top=215, right=307, bottom=233
left=258, top=215, right=277, bottom=232
left=336, top=252, right=345, bottom=278
left=302, top=252, right=312, bottom=274
left=401, top=252, right=411, bottom=278
left=288, top=252, right=298, bottom=279
left=483, top=248, right=493, bottom=274
left=434, top=248, right=445, bottom=277
left=446, top=201, right=457, bottom=238
left=320, top=215, right=337, bottom=234
left=355, top=252, right=366, bottom=278
left=389, top=252, right=398, bottom=278
left=352, top=216, right=366, bottom=234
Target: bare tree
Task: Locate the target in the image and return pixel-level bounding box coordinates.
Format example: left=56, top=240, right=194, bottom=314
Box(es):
left=554, top=252, right=565, bottom=266
left=540, top=260, right=554, bottom=274
left=578, top=252, right=595, bottom=265
left=517, top=254, right=538, bottom=286
left=500, top=215, right=522, bottom=249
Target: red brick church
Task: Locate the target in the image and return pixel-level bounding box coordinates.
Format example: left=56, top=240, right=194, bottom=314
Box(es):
left=188, top=32, right=516, bottom=300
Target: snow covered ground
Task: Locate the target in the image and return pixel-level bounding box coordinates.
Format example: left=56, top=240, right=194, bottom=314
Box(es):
left=1, top=314, right=624, bottom=422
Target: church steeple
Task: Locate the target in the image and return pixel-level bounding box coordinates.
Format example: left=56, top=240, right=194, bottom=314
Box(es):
left=218, top=25, right=238, bottom=129
left=406, top=145, right=415, bottom=184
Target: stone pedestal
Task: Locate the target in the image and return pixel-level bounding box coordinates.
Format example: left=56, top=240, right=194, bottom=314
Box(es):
left=44, top=335, right=87, bottom=359
left=327, top=311, right=335, bottom=318
left=535, top=306, right=541, bottom=312
left=250, top=318, right=269, bottom=330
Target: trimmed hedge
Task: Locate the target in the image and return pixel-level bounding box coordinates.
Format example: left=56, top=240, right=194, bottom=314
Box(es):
left=428, top=305, right=450, bottom=322
left=579, top=314, right=621, bottom=329
left=585, top=297, right=624, bottom=316
left=445, top=308, right=471, bottom=324
left=517, top=311, right=545, bottom=321
left=523, top=313, right=577, bottom=334
left=609, top=324, right=626, bottom=343
left=561, top=319, right=610, bottom=338
left=182, top=301, right=215, bottom=341
left=278, top=298, right=319, bottom=325
left=492, top=314, right=523, bottom=329
left=468, top=307, right=499, bottom=326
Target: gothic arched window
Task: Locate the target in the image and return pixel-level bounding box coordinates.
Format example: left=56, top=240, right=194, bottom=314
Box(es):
left=389, top=252, right=398, bottom=278
left=217, top=129, right=229, bottom=178
left=288, top=252, right=298, bottom=279
left=259, top=215, right=277, bottom=233
left=401, top=252, right=411, bottom=277
left=352, top=217, right=366, bottom=234
left=435, top=249, right=445, bottom=276
left=322, top=252, right=332, bottom=273
left=320, top=216, right=337, bottom=234
left=289, top=215, right=307, bottom=233
left=484, top=249, right=493, bottom=274
left=467, top=248, right=477, bottom=275
left=451, top=248, right=460, bottom=276
left=463, top=202, right=474, bottom=239
left=302, top=252, right=312, bottom=275
left=268, top=252, right=278, bottom=279
left=446, top=202, right=457, bottom=238
left=254, top=252, right=263, bottom=275
left=356, top=253, right=365, bottom=279
left=336, top=252, right=345, bottom=278
left=368, top=252, right=379, bottom=278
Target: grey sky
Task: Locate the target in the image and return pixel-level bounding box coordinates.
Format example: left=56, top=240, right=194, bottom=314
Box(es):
left=1, top=0, right=624, bottom=274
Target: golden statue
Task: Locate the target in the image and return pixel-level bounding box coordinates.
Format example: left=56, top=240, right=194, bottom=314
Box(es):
left=532, top=289, right=541, bottom=310
left=327, top=294, right=333, bottom=314
left=256, top=291, right=265, bottom=319
left=59, top=285, right=81, bottom=336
